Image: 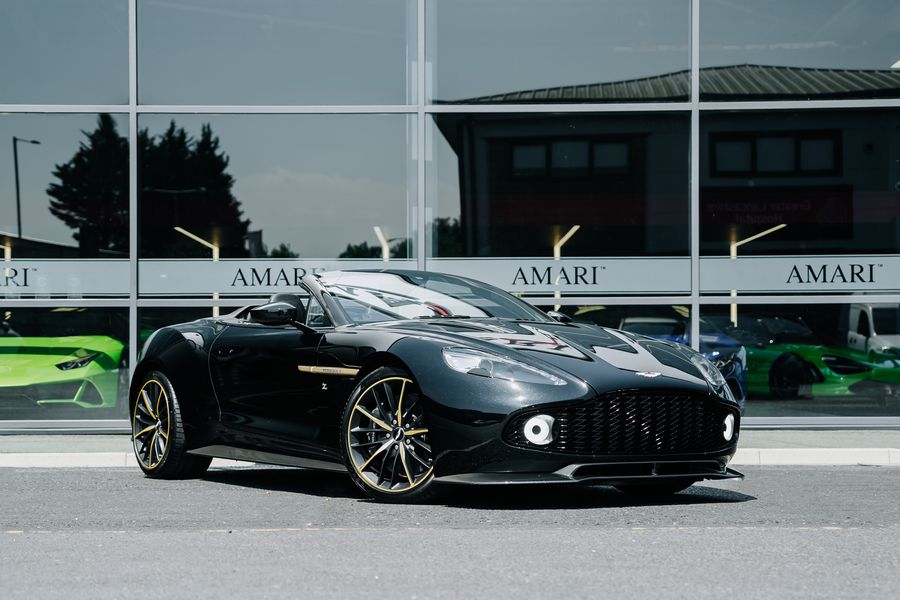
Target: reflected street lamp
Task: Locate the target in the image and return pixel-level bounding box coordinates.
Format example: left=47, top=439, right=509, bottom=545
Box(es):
left=729, top=223, right=787, bottom=326
left=553, top=225, right=580, bottom=310
left=174, top=226, right=220, bottom=317
left=373, top=226, right=390, bottom=262
left=12, top=136, right=41, bottom=238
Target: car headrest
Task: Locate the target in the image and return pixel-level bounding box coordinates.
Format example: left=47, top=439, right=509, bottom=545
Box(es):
left=268, top=293, right=306, bottom=322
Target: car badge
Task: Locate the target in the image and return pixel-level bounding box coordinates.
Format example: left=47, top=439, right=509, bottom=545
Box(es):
left=635, top=371, right=661, bottom=378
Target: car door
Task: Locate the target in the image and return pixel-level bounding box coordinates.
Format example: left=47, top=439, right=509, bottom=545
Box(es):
left=209, top=296, right=337, bottom=461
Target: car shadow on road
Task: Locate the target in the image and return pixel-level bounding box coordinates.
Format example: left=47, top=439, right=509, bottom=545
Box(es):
left=435, top=483, right=756, bottom=510
left=201, top=467, right=755, bottom=508
left=201, top=467, right=363, bottom=499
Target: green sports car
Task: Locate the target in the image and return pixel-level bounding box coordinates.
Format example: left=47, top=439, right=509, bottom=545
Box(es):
left=710, top=315, right=900, bottom=400
left=0, top=309, right=126, bottom=416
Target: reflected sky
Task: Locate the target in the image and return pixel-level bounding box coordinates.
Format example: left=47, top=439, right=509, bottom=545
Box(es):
left=0, top=0, right=127, bottom=104
left=701, top=0, right=900, bottom=70
left=138, top=0, right=415, bottom=105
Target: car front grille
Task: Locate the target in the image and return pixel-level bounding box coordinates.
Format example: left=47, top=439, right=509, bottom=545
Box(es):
left=504, top=388, right=737, bottom=456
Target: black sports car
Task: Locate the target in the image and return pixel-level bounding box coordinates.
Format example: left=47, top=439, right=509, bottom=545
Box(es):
left=130, top=270, right=742, bottom=502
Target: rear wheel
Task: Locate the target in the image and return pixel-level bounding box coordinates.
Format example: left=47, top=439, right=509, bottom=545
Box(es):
left=614, top=480, right=695, bottom=496
left=131, top=370, right=211, bottom=479
left=341, top=367, right=437, bottom=503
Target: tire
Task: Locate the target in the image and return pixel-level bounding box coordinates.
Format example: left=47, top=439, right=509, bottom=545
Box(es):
left=131, top=370, right=211, bottom=479
left=769, top=354, right=805, bottom=400
left=614, top=480, right=695, bottom=496
left=341, top=367, right=438, bottom=503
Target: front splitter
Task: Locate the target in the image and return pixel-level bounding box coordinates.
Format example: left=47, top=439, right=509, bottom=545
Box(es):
left=435, top=462, right=744, bottom=485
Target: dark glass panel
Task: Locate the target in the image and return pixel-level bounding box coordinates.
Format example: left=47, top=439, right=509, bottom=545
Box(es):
left=701, top=109, right=900, bottom=256
left=0, top=307, right=129, bottom=420
left=427, top=113, right=690, bottom=258
left=428, top=0, right=690, bottom=104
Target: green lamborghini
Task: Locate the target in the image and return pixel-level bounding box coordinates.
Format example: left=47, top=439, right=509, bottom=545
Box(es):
left=710, top=314, right=900, bottom=400
left=0, top=309, right=126, bottom=416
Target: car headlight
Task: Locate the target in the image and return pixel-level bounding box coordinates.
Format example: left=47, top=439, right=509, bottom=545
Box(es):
left=56, top=352, right=100, bottom=371
left=442, top=347, right=566, bottom=386
left=690, top=353, right=727, bottom=388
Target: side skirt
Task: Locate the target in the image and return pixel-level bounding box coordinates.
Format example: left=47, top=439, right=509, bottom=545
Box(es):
left=188, top=445, right=347, bottom=473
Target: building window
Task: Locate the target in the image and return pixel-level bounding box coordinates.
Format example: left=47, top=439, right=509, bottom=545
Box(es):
left=710, top=131, right=841, bottom=177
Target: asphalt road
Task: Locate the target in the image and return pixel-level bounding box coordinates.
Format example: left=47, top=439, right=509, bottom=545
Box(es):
left=1, top=466, right=898, bottom=599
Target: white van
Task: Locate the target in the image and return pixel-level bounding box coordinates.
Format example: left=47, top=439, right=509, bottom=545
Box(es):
left=846, top=304, right=900, bottom=360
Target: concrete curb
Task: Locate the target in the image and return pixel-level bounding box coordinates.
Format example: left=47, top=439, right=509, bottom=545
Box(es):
left=1, top=449, right=899, bottom=468
left=0, top=453, right=249, bottom=469
left=731, top=448, right=900, bottom=466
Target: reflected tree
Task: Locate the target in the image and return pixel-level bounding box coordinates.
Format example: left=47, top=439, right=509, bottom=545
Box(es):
left=47, top=114, right=128, bottom=255
left=339, top=238, right=409, bottom=259
left=140, top=122, right=250, bottom=258
left=268, top=242, right=299, bottom=258
left=432, top=217, right=462, bottom=256
left=47, top=115, right=251, bottom=258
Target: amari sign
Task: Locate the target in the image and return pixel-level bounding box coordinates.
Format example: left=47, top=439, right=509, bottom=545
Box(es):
left=429, top=258, right=691, bottom=295
left=1, top=260, right=129, bottom=297
left=701, top=255, right=899, bottom=293
left=139, top=259, right=416, bottom=296
left=139, top=258, right=692, bottom=296
left=6, top=256, right=897, bottom=298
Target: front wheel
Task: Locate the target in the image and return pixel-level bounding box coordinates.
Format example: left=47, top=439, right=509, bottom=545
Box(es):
left=341, top=367, right=437, bottom=503
left=131, top=370, right=211, bottom=479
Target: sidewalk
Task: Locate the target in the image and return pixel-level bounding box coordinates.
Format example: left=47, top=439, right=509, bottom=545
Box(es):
left=1, top=430, right=899, bottom=468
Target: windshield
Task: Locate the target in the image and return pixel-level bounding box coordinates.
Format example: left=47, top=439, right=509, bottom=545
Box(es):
left=759, top=317, right=819, bottom=344
left=317, top=270, right=553, bottom=325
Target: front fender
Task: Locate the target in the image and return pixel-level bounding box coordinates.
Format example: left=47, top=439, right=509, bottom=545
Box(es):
left=130, top=326, right=220, bottom=448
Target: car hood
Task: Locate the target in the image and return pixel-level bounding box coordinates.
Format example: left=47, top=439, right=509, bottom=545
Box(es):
left=369, top=319, right=711, bottom=393
left=0, top=336, right=124, bottom=386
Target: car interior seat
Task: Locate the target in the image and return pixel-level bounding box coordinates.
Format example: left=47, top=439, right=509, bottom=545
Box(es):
left=267, top=293, right=307, bottom=324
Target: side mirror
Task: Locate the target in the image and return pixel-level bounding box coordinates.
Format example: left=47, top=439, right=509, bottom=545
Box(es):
left=250, top=302, right=297, bottom=326
left=546, top=311, right=572, bottom=324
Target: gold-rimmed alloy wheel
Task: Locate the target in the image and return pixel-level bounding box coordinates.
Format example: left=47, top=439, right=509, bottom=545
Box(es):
left=130, top=370, right=211, bottom=479
left=343, top=368, right=435, bottom=501
left=132, top=378, right=170, bottom=469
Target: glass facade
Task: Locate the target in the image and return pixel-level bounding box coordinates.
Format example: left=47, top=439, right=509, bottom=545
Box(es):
left=2, top=0, right=899, bottom=426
